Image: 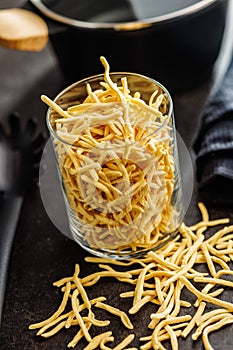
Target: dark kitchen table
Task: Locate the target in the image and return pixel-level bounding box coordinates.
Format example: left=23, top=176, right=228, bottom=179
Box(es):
left=1, top=1, right=233, bottom=349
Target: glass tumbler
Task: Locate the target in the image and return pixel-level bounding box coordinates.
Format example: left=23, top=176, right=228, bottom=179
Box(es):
left=46, top=72, right=184, bottom=259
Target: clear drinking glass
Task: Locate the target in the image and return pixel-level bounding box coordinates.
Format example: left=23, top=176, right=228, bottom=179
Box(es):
left=46, top=72, right=184, bottom=259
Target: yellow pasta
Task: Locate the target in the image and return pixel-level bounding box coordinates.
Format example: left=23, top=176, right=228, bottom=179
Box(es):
left=68, top=322, right=92, bottom=348
left=36, top=311, right=72, bottom=336
left=133, top=262, right=155, bottom=305
left=29, top=202, right=233, bottom=350
left=73, top=264, right=91, bottom=309
left=111, top=334, right=135, bottom=350
left=83, top=331, right=112, bottom=350
left=42, top=56, right=183, bottom=255
left=202, top=316, right=233, bottom=350
left=29, top=281, right=71, bottom=330
left=181, top=302, right=206, bottom=338
left=71, top=289, right=92, bottom=342
left=95, top=301, right=133, bottom=330
left=193, top=312, right=232, bottom=341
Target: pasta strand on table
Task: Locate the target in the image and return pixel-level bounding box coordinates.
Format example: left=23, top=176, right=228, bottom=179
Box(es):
left=29, top=202, right=233, bottom=350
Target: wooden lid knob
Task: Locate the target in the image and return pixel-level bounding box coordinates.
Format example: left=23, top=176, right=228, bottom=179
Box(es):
left=0, top=8, right=48, bottom=52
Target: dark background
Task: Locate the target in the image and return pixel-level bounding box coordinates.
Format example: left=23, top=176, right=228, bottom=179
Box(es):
left=0, top=1, right=233, bottom=349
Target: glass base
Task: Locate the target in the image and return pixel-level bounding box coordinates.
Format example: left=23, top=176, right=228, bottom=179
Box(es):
left=70, top=225, right=180, bottom=260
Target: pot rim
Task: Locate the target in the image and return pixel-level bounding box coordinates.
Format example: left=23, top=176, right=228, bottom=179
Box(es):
left=30, top=0, right=220, bottom=31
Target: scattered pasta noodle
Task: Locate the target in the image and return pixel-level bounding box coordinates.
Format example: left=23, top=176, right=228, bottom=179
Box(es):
left=29, top=202, right=233, bottom=349
left=42, top=56, right=183, bottom=255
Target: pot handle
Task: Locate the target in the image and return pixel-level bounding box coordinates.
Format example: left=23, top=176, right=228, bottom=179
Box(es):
left=0, top=7, right=49, bottom=52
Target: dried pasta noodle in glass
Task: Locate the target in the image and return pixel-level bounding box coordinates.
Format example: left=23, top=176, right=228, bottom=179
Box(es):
left=44, top=56, right=184, bottom=259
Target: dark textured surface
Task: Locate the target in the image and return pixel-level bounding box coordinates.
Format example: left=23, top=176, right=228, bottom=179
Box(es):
left=0, top=1, right=233, bottom=349
left=194, top=54, right=233, bottom=204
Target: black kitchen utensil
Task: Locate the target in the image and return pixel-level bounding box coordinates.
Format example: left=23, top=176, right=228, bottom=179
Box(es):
left=0, top=112, right=46, bottom=325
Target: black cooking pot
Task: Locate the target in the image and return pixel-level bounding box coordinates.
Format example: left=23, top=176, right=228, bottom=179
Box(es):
left=25, top=0, right=229, bottom=93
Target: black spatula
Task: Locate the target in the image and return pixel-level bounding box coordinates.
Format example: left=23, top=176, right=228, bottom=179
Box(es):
left=0, top=112, right=45, bottom=325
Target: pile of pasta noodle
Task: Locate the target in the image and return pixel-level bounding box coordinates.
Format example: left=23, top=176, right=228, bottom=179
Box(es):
left=29, top=202, right=233, bottom=350
left=42, top=56, right=182, bottom=253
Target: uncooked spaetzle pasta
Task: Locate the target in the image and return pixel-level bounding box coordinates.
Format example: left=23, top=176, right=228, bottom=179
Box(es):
left=29, top=202, right=233, bottom=350
left=44, top=56, right=184, bottom=259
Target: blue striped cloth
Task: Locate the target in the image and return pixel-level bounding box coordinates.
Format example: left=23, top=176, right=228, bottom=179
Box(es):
left=193, top=55, right=233, bottom=205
